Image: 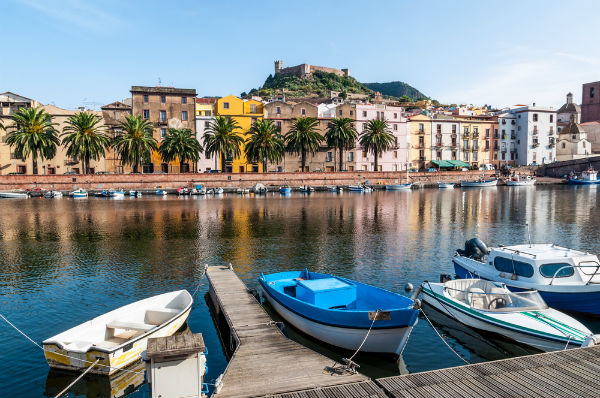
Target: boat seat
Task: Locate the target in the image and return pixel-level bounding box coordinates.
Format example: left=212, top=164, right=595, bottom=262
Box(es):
left=64, top=340, right=95, bottom=353
left=144, top=308, right=180, bottom=325
left=467, top=288, right=486, bottom=310
left=106, top=320, right=155, bottom=331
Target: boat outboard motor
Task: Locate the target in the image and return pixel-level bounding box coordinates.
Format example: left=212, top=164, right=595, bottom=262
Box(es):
left=457, top=238, right=490, bottom=260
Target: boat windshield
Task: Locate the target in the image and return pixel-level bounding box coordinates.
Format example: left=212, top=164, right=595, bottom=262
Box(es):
left=467, top=290, right=548, bottom=312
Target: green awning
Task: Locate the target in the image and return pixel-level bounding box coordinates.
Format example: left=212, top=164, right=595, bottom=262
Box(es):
left=431, top=160, right=455, bottom=168
left=448, top=160, right=470, bottom=167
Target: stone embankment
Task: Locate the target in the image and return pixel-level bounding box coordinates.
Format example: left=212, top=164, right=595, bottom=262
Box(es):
left=0, top=169, right=561, bottom=191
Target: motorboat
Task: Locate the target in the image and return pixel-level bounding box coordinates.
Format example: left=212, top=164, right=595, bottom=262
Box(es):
left=347, top=185, right=365, bottom=192
left=507, top=175, right=536, bottom=186
left=279, top=186, right=291, bottom=194
left=206, top=189, right=214, bottom=195
left=460, top=179, right=498, bottom=187
left=569, top=168, right=600, bottom=185
left=109, top=190, right=125, bottom=198
left=421, top=278, right=596, bottom=352
left=27, top=188, right=45, bottom=197
left=42, top=290, right=193, bottom=375
left=236, top=188, right=250, bottom=194
left=0, top=191, right=29, bottom=198
left=214, top=187, right=224, bottom=195
left=299, top=185, right=314, bottom=193
left=70, top=189, right=88, bottom=198
left=454, top=238, right=600, bottom=315
left=438, top=182, right=455, bottom=189
left=253, top=183, right=267, bottom=194
left=129, top=190, right=142, bottom=198
left=386, top=183, right=412, bottom=190
left=155, top=189, right=168, bottom=196
left=177, top=187, right=190, bottom=196
left=44, top=191, right=63, bottom=198
left=327, top=186, right=337, bottom=192
left=258, top=270, right=420, bottom=357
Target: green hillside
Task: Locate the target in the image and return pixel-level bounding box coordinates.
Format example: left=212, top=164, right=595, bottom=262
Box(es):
left=363, top=81, right=427, bottom=101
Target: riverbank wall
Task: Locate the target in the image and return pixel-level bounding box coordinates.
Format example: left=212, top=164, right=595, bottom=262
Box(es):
left=0, top=169, right=554, bottom=191
left=538, top=156, right=600, bottom=178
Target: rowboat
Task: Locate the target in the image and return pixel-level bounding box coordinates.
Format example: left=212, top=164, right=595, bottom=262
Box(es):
left=438, top=182, right=455, bottom=189
left=454, top=238, right=600, bottom=315
left=155, top=189, right=168, bottom=196
left=70, top=189, right=88, bottom=198
left=386, top=183, right=412, bottom=190
left=42, top=290, right=193, bottom=375
left=506, top=175, right=536, bottom=186
left=300, top=185, right=314, bottom=193
left=279, top=186, right=291, bottom=194
left=259, top=270, right=420, bottom=357
left=460, top=179, right=498, bottom=187
left=421, top=278, right=596, bottom=351
left=214, top=187, right=224, bottom=195
left=0, top=191, right=29, bottom=198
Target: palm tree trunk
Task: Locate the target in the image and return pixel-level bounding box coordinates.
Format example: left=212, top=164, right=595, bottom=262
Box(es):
left=86, top=156, right=90, bottom=174
left=263, top=159, right=267, bottom=173
left=221, top=151, right=226, bottom=172
left=32, top=154, right=38, bottom=175
left=339, top=147, right=343, bottom=171
left=374, top=149, right=378, bottom=171
left=180, top=160, right=184, bottom=173
left=301, top=149, right=306, bottom=172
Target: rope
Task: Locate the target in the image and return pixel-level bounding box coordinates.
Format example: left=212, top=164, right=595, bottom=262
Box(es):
left=347, top=309, right=379, bottom=363
left=191, top=264, right=209, bottom=298
left=0, top=312, right=145, bottom=375
left=54, top=358, right=100, bottom=398
left=420, top=307, right=470, bottom=365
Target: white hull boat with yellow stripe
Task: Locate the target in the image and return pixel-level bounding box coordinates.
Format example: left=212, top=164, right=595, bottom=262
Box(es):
left=42, top=290, right=193, bottom=375
left=421, top=279, right=597, bottom=352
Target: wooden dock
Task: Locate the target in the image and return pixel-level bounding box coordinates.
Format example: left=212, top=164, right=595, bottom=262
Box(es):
left=206, top=266, right=368, bottom=398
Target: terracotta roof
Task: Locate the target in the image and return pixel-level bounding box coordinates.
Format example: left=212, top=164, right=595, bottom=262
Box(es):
left=196, top=98, right=218, bottom=104
left=101, top=101, right=131, bottom=110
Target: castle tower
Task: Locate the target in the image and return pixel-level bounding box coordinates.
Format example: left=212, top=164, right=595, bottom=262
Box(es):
left=274, top=60, right=283, bottom=75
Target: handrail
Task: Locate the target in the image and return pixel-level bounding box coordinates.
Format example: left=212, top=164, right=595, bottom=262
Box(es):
left=498, top=247, right=538, bottom=258
left=549, top=263, right=600, bottom=285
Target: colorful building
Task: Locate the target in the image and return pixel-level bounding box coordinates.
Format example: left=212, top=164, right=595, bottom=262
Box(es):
left=214, top=95, right=264, bottom=173
left=407, top=114, right=432, bottom=170
left=195, top=98, right=217, bottom=172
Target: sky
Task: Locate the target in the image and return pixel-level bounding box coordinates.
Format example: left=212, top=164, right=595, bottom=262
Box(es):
left=2, top=0, right=600, bottom=110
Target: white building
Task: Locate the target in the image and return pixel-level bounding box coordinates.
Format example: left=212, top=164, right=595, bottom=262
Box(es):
left=509, top=105, right=557, bottom=166
left=556, top=116, right=592, bottom=161
left=194, top=98, right=217, bottom=171
left=497, top=113, right=519, bottom=166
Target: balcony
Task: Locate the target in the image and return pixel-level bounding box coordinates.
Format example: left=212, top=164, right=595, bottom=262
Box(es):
left=463, top=132, right=470, bottom=138
left=472, top=147, right=478, bottom=152
left=510, top=148, right=517, bottom=153
left=417, top=143, right=425, bottom=149
left=532, top=142, right=540, bottom=148
left=511, top=135, right=516, bottom=140
left=418, top=130, right=425, bottom=135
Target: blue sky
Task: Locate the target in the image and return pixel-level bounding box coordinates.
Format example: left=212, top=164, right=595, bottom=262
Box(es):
left=2, top=0, right=599, bottom=109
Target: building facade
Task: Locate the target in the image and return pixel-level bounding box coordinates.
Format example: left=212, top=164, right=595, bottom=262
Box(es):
left=214, top=95, right=264, bottom=173
left=130, top=86, right=197, bottom=173
left=101, top=101, right=132, bottom=174
left=582, top=81, right=600, bottom=123
left=408, top=115, right=432, bottom=170
left=510, top=106, right=557, bottom=166
left=556, top=116, right=591, bottom=161
left=195, top=98, right=217, bottom=172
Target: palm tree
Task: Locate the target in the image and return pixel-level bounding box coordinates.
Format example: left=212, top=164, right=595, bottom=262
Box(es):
left=5, top=107, right=59, bottom=174
left=359, top=119, right=395, bottom=171
left=158, top=128, right=202, bottom=173
left=203, top=116, right=244, bottom=172
left=285, top=117, right=323, bottom=172
left=61, top=112, right=111, bottom=174
left=325, top=118, right=358, bottom=171
left=245, top=119, right=284, bottom=172
left=112, top=115, right=157, bottom=173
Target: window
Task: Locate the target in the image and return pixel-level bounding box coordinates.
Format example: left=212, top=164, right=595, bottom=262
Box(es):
left=485, top=141, right=489, bottom=150
left=160, top=128, right=167, bottom=138
left=539, top=263, right=574, bottom=278
left=474, top=127, right=478, bottom=135
left=338, top=110, right=343, bottom=116
left=463, top=152, right=469, bottom=161
left=591, top=87, right=595, bottom=98
left=494, top=257, right=534, bottom=278
left=452, top=151, right=457, bottom=160
left=394, top=113, right=398, bottom=119
left=437, top=124, right=442, bottom=133
left=182, top=97, right=187, bottom=104
left=224, top=102, right=230, bottom=109
left=473, top=152, right=478, bottom=161
left=326, top=152, right=332, bottom=162
left=301, top=108, right=306, bottom=115
left=393, top=124, right=398, bottom=131
left=419, top=136, right=424, bottom=146
left=436, top=151, right=441, bottom=160
left=348, top=152, right=354, bottom=162
left=362, top=150, right=367, bottom=158
left=533, top=113, right=538, bottom=122
left=161, top=96, right=166, bottom=103
left=452, top=125, right=457, bottom=133
left=494, top=129, right=499, bottom=138
left=362, top=111, right=367, bottom=117
left=350, top=110, right=353, bottom=116
left=143, top=109, right=150, bottom=119
left=205, top=110, right=212, bottom=116
left=394, top=150, right=398, bottom=158
left=205, top=121, right=210, bottom=128
left=502, top=119, right=506, bottom=125
left=143, top=94, right=148, bottom=103
left=276, top=106, right=281, bottom=114
left=463, top=139, right=469, bottom=150
left=276, top=121, right=282, bottom=129
left=362, top=123, right=367, bottom=130
left=486, top=129, right=490, bottom=137
left=250, top=104, right=257, bottom=113
left=464, top=126, right=469, bottom=134
left=550, top=114, right=553, bottom=123
left=562, top=142, right=566, bottom=149
left=419, top=123, right=424, bottom=132
left=160, top=110, right=166, bottom=122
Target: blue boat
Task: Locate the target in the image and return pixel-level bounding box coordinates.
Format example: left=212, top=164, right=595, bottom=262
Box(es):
left=453, top=238, right=600, bottom=315
left=279, top=186, right=291, bottom=194
left=258, top=270, right=419, bottom=356
left=568, top=169, right=600, bottom=185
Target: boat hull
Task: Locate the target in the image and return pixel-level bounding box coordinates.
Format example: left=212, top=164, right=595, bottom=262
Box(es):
left=506, top=180, right=535, bottom=186
left=260, top=286, right=415, bottom=356
left=569, top=179, right=600, bottom=185
left=460, top=180, right=498, bottom=187
left=454, top=262, right=600, bottom=316
left=386, top=184, right=412, bottom=190
left=0, top=192, right=28, bottom=198
left=438, top=183, right=455, bottom=189
left=421, top=286, right=584, bottom=352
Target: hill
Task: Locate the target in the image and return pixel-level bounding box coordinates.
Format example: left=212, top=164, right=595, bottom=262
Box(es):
left=363, top=81, right=427, bottom=101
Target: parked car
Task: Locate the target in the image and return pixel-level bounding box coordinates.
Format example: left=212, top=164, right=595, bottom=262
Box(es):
left=479, top=163, right=494, bottom=171
left=204, top=170, right=221, bottom=173
left=96, top=171, right=110, bottom=175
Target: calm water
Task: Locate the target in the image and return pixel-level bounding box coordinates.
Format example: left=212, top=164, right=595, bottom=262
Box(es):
left=1, top=186, right=600, bottom=397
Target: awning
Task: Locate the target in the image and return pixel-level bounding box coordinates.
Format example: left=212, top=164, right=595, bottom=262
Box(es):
left=431, top=160, right=455, bottom=168
left=448, top=160, right=471, bottom=168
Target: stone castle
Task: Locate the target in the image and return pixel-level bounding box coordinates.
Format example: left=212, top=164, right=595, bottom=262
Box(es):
left=274, top=60, right=350, bottom=78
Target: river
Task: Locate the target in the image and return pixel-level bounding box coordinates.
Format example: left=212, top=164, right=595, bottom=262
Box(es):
left=1, top=185, right=599, bottom=397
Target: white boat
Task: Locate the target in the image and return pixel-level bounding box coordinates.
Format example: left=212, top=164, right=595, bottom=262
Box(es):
left=421, top=279, right=596, bottom=352
left=43, top=191, right=63, bottom=198
left=70, top=189, right=88, bottom=198
left=109, top=190, right=125, bottom=198
left=569, top=167, right=600, bottom=185
left=507, top=175, right=536, bottom=186
left=327, top=186, right=337, bottom=192
left=0, top=191, right=29, bottom=198
left=299, top=185, right=314, bottom=193
left=253, top=183, right=267, bottom=194
left=460, top=179, right=498, bottom=187
left=438, top=182, right=455, bottom=189
left=129, top=190, right=142, bottom=197
left=386, top=183, right=412, bottom=190
left=259, top=270, right=419, bottom=357
left=347, top=185, right=364, bottom=192
left=454, top=239, right=600, bottom=315
left=42, top=290, right=193, bottom=375
left=214, top=187, right=224, bottom=195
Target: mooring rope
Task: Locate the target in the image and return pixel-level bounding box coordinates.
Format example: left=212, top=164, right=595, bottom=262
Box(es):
left=54, top=358, right=100, bottom=398
left=347, top=309, right=380, bottom=363
left=420, top=306, right=470, bottom=365
left=191, top=264, right=209, bottom=298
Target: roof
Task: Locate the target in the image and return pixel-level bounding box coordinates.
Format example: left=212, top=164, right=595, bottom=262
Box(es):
left=494, top=244, right=595, bottom=260
left=130, top=86, right=196, bottom=95
left=101, top=101, right=131, bottom=110
left=196, top=98, right=218, bottom=104
left=0, top=92, right=33, bottom=103
left=558, top=102, right=581, bottom=114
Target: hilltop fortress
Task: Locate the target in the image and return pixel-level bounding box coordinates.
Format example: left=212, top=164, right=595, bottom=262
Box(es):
left=274, top=60, right=350, bottom=78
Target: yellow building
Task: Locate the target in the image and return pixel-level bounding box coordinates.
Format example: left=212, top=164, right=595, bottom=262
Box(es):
left=408, top=114, right=432, bottom=170
left=214, top=95, right=264, bottom=173
left=457, top=117, right=496, bottom=167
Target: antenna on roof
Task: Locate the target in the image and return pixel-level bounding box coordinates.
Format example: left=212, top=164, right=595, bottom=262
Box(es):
left=526, top=223, right=532, bottom=248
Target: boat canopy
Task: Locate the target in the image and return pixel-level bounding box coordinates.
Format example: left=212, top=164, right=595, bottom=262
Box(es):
left=443, top=279, right=548, bottom=312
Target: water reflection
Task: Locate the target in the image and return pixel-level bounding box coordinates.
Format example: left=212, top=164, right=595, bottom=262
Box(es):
left=1, top=187, right=600, bottom=397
